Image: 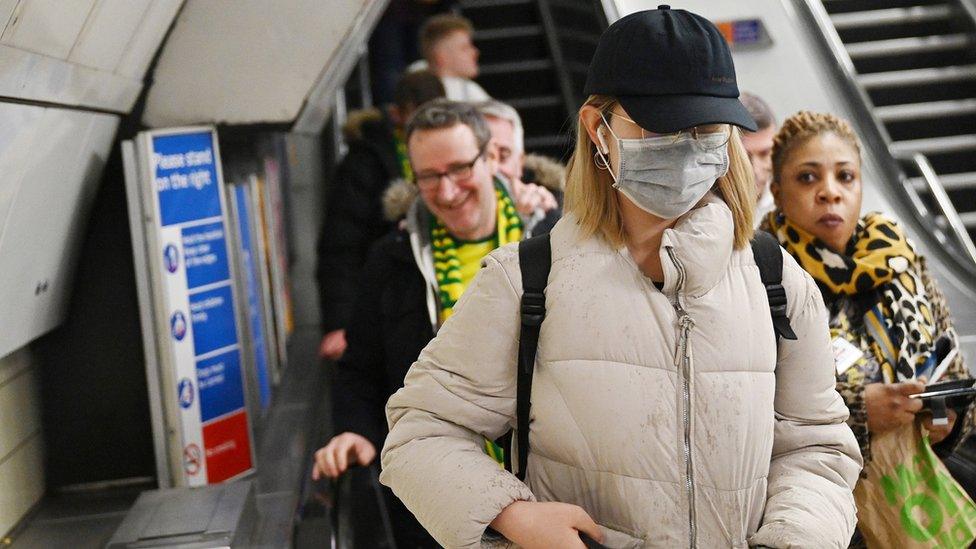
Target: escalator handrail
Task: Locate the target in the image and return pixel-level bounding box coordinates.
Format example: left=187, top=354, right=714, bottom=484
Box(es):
left=328, top=464, right=397, bottom=549
left=793, top=0, right=976, bottom=277
left=959, top=0, right=976, bottom=30
left=598, top=0, right=619, bottom=23
left=911, top=153, right=976, bottom=267
left=293, top=0, right=391, bottom=134
left=537, top=0, right=582, bottom=119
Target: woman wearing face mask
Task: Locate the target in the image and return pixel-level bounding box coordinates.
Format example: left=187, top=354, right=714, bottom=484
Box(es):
left=762, top=112, right=974, bottom=486
left=379, top=8, right=861, bottom=548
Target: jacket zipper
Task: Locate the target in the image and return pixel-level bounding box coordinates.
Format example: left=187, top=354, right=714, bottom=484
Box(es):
left=666, top=246, right=697, bottom=548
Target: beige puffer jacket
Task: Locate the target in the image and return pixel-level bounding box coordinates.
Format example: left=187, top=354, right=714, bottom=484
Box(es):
left=380, top=194, right=862, bottom=548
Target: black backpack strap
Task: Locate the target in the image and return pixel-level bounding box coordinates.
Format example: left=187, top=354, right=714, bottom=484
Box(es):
left=751, top=231, right=798, bottom=341
left=512, top=233, right=551, bottom=481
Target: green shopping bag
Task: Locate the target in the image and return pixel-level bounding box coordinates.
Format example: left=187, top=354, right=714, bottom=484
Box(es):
left=855, top=422, right=976, bottom=548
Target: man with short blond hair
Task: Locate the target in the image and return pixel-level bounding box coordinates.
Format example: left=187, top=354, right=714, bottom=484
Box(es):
left=412, top=13, right=490, bottom=102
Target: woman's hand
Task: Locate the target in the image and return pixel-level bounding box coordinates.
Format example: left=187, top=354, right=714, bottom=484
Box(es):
left=922, top=409, right=958, bottom=444
left=489, top=501, right=603, bottom=549
left=865, top=381, right=925, bottom=436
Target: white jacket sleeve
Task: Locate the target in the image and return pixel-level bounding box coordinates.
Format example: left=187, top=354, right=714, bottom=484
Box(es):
left=749, top=252, right=863, bottom=549
left=380, top=251, right=534, bottom=548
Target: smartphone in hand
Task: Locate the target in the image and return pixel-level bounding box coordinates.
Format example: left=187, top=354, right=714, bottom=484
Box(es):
left=580, top=532, right=609, bottom=549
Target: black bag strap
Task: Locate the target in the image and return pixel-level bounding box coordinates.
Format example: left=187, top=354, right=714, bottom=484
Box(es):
left=510, top=233, right=551, bottom=481
left=751, top=231, right=797, bottom=341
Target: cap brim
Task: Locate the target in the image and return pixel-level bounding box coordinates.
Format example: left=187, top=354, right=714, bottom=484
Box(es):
left=617, top=94, right=758, bottom=133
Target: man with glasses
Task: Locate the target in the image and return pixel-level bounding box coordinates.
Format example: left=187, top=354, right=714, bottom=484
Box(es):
left=311, top=100, right=559, bottom=547
left=315, top=71, right=445, bottom=362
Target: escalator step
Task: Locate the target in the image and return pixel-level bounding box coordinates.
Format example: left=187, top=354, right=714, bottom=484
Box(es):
left=475, top=25, right=542, bottom=40
left=859, top=64, right=976, bottom=88
left=832, top=5, right=958, bottom=43
left=830, top=5, right=953, bottom=30
left=508, top=95, right=563, bottom=109
left=890, top=134, right=976, bottom=157
left=474, top=26, right=547, bottom=65
left=921, top=149, right=976, bottom=174
left=524, top=134, right=572, bottom=148
left=460, top=0, right=536, bottom=30
left=909, top=171, right=976, bottom=193
left=460, top=0, right=532, bottom=6
left=852, top=44, right=976, bottom=73
left=547, top=0, right=598, bottom=16
left=480, top=59, right=554, bottom=75
left=846, top=33, right=972, bottom=59
left=869, top=80, right=976, bottom=107
left=885, top=112, right=976, bottom=141
left=822, top=0, right=947, bottom=15
left=876, top=98, right=976, bottom=122
left=960, top=211, right=976, bottom=229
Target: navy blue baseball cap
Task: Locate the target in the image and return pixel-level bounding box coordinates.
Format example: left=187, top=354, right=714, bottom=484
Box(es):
left=584, top=6, right=757, bottom=133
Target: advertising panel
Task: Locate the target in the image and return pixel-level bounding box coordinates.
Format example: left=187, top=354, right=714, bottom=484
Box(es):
left=125, top=128, right=255, bottom=486
left=230, top=182, right=272, bottom=410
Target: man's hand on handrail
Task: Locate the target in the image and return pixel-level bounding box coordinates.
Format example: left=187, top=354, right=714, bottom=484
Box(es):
left=312, top=432, right=377, bottom=480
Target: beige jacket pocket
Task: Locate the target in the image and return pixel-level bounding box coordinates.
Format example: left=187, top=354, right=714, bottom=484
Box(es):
left=598, top=524, right=644, bottom=549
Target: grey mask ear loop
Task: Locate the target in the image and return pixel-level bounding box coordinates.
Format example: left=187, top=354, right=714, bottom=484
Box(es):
left=595, top=113, right=619, bottom=184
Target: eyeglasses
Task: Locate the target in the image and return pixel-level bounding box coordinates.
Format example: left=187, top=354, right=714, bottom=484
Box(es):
left=608, top=112, right=732, bottom=150
left=412, top=143, right=487, bottom=190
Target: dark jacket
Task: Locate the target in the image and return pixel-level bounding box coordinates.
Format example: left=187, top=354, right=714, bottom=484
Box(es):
left=331, top=197, right=558, bottom=548
left=332, top=202, right=560, bottom=451
left=315, top=109, right=402, bottom=333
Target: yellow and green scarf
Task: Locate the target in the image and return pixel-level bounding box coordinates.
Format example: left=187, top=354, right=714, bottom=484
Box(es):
left=393, top=128, right=412, bottom=181
left=431, top=182, right=523, bottom=324
left=430, top=181, right=523, bottom=465
left=766, top=210, right=937, bottom=382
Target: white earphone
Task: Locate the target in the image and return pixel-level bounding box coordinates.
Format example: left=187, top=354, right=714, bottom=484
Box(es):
left=596, top=126, right=610, bottom=155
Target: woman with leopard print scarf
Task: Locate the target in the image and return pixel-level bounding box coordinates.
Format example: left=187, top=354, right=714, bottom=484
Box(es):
left=761, top=111, right=975, bottom=471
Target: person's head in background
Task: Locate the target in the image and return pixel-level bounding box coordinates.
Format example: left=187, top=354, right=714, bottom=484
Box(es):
left=740, top=92, right=776, bottom=199
left=405, top=99, right=499, bottom=240
left=390, top=70, right=446, bottom=129
left=420, top=14, right=480, bottom=80
left=475, top=99, right=524, bottom=182
left=770, top=111, right=863, bottom=254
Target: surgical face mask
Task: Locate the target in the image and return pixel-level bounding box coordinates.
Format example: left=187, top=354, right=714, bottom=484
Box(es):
left=596, top=115, right=730, bottom=219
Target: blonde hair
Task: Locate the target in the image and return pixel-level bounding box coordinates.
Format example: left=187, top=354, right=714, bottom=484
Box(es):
left=420, top=14, right=474, bottom=61
left=564, top=94, right=756, bottom=249
left=772, top=110, right=861, bottom=183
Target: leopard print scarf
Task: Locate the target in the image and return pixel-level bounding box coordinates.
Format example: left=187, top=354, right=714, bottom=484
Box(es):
left=766, top=210, right=938, bottom=382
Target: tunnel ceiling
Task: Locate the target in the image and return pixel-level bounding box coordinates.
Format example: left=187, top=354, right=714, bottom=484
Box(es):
left=141, top=0, right=385, bottom=131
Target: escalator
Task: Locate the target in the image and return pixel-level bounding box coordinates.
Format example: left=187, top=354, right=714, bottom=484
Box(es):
left=460, top=0, right=609, bottom=159
left=306, top=1, right=975, bottom=545
left=811, top=0, right=976, bottom=271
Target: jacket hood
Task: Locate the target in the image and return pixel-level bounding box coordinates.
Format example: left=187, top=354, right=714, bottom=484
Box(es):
left=383, top=179, right=418, bottom=223
left=523, top=153, right=565, bottom=192
left=343, top=107, right=402, bottom=190
left=342, top=107, right=386, bottom=143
